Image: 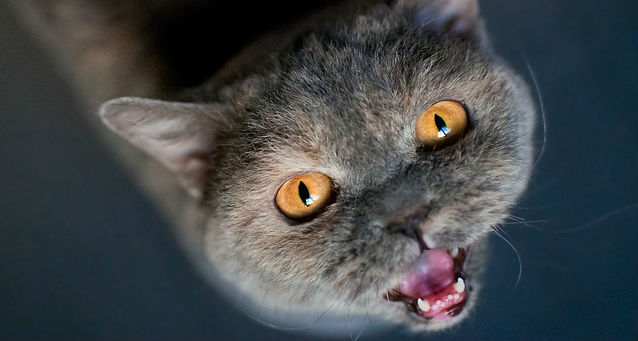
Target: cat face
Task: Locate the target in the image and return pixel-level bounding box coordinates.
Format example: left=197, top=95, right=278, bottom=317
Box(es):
left=99, top=0, right=535, bottom=332
left=203, top=19, right=534, bottom=333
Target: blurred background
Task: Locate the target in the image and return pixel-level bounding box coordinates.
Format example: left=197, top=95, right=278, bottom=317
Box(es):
left=0, top=0, right=636, bottom=339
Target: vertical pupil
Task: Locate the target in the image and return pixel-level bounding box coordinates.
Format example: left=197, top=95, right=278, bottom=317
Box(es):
left=298, top=181, right=312, bottom=206
left=434, top=114, right=451, bottom=137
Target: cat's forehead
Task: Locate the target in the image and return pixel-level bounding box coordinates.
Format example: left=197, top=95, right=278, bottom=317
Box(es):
left=246, top=43, right=524, bottom=185
left=230, top=25, right=530, bottom=194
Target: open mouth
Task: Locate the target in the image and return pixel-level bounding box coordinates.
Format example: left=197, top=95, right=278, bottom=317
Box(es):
left=385, top=246, right=468, bottom=321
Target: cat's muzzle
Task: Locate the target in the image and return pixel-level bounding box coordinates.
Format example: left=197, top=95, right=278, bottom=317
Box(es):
left=385, top=246, right=469, bottom=321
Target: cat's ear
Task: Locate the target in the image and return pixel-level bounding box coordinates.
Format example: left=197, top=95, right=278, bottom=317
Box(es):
left=99, top=97, right=231, bottom=198
left=394, top=0, right=486, bottom=43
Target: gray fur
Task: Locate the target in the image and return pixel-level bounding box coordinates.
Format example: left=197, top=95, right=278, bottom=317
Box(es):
left=13, top=0, right=536, bottom=333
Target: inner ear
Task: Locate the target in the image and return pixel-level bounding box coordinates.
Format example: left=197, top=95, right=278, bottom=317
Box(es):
left=394, top=0, right=486, bottom=42
left=99, top=97, right=231, bottom=198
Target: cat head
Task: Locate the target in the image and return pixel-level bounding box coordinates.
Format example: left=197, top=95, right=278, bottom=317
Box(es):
left=99, top=0, right=535, bottom=332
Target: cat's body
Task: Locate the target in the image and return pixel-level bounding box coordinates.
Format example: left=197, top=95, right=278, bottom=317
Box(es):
left=11, top=0, right=536, bottom=333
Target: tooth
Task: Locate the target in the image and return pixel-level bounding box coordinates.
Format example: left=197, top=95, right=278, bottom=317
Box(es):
left=454, top=278, right=465, bottom=293
left=454, top=293, right=460, bottom=300
left=450, top=247, right=459, bottom=258
left=423, top=234, right=436, bottom=248
left=417, top=298, right=430, bottom=312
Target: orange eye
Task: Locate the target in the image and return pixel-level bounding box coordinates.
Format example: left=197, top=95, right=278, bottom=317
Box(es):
left=416, top=100, right=469, bottom=150
left=275, top=172, right=333, bottom=220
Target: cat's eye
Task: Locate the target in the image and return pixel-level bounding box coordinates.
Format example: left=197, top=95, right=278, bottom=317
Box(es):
left=275, top=172, right=333, bottom=220
left=416, top=100, right=469, bottom=150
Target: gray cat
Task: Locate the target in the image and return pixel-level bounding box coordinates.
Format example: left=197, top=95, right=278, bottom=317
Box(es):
left=11, top=0, right=536, bottom=333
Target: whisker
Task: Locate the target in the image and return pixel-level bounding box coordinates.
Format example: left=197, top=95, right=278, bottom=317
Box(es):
left=505, top=214, right=531, bottom=222
left=364, top=288, right=377, bottom=330
left=502, top=215, right=548, bottom=232
left=247, top=291, right=337, bottom=331
left=502, top=219, right=547, bottom=230
left=491, top=225, right=523, bottom=287
left=520, top=50, right=547, bottom=169
left=347, top=302, right=354, bottom=341
left=347, top=267, right=371, bottom=341
left=504, top=215, right=523, bottom=222
left=503, top=219, right=547, bottom=225
left=551, top=202, right=637, bottom=234
left=353, top=324, right=365, bottom=341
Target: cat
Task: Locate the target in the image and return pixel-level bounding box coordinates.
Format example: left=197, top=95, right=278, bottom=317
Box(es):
left=10, top=0, right=536, bottom=333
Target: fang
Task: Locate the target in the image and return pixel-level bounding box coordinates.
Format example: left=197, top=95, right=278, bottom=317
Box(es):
left=417, top=298, right=430, bottom=312
left=453, top=278, right=465, bottom=293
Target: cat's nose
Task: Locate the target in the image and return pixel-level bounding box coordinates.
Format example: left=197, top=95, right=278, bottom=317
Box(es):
left=387, top=204, right=430, bottom=228
left=384, top=204, right=430, bottom=241
left=362, top=164, right=432, bottom=238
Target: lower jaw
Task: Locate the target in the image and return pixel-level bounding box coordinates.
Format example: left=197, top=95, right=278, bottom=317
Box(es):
left=418, top=277, right=468, bottom=319
left=387, top=275, right=468, bottom=321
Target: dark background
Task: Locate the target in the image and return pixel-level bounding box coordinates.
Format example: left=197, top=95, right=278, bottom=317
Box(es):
left=1, top=0, right=636, bottom=339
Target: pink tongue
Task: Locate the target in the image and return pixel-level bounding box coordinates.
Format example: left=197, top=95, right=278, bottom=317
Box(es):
left=398, top=249, right=454, bottom=298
